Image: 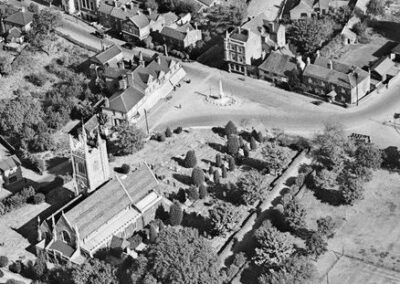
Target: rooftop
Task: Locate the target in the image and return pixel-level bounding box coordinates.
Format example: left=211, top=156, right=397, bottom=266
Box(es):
left=0, top=155, right=21, bottom=172
left=258, top=52, right=297, bottom=76
left=92, top=45, right=123, bottom=65
left=4, top=10, right=33, bottom=26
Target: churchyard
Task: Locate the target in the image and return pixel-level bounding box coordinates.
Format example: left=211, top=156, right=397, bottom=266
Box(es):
left=112, top=124, right=300, bottom=251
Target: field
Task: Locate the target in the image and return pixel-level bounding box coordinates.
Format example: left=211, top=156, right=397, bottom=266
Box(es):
left=297, top=170, right=400, bottom=283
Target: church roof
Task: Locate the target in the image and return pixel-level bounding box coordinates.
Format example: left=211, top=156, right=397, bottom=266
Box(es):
left=64, top=163, right=159, bottom=240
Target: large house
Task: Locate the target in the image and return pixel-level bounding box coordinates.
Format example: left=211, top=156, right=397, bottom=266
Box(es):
left=302, top=56, right=370, bottom=105
left=258, top=52, right=297, bottom=83
left=3, top=8, right=33, bottom=33
left=159, top=14, right=202, bottom=49
left=288, top=0, right=348, bottom=19
left=0, top=155, right=23, bottom=186
left=36, top=128, right=163, bottom=263
left=90, top=46, right=186, bottom=126
left=121, top=12, right=150, bottom=41
left=224, top=12, right=289, bottom=75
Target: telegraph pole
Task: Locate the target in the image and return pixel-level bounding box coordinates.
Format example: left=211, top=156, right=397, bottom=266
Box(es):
left=144, top=109, right=149, bottom=135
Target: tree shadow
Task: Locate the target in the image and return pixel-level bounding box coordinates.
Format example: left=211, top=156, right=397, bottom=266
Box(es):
left=242, top=157, right=267, bottom=171
left=208, top=142, right=225, bottom=153
left=172, top=173, right=192, bottom=186
left=382, top=146, right=400, bottom=171
left=239, top=131, right=252, bottom=143
left=284, top=176, right=297, bottom=187
left=372, top=40, right=398, bottom=58
left=182, top=212, right=211, bottom=235
left=211, top=126, right=225, bottom=137
left=312, top=187, right=344, bottom=206
left=371, top=21, right=400, bottom=42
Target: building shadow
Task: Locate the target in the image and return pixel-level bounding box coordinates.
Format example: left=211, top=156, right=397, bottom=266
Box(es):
left=371, top=21, right=400, bottom=42
left=172, top=173, right=192, bottom=186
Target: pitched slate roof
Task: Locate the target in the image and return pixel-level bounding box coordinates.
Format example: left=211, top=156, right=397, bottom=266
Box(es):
left=126, top=13, right=150, bottom=28
left=64, top=164, right=159, bottom=240
left=392, top=43, right=400, bottom=54
left=92, top=45, right=122, bottom=65
left=49, top=240, right=75, bottom=257
left=4, top=10, right=33, bottom=26
left=371, top=56, right=396, bottom=77
left=162, top=12, right=178, bottom=26
left=6, top=26, right=22, bottom=41
left=258, top=52, right=297, bottom=76
left=160, top=26, right=186, bottom=41
left=108, top=86, right=145, bottom=113
left=0, top=155, right=21, bottom=171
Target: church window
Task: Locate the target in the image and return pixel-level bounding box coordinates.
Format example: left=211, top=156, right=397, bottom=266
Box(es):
left=77, top=162, right=85, bottom=175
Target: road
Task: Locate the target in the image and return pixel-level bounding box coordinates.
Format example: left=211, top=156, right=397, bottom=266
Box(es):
left=6, top=0, right=400, bottom=147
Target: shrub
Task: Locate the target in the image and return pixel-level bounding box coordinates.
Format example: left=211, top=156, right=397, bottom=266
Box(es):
left=208, top=165, right=214, bottom=175
left=187, top=186, right=200, bottom=201
left=227, top=135, right=240, bottom=155
left=9, top=261, right=21, bottom=274
left=228, top=156, right=235, bottom=171
left=243, top=145, right=250, bottom=157
left=165, top=127, right=172, bottom=137
left=26, top=73, right=48, bottom=87
left=177, top=188, right=187, bottom=203
left=225, top=121, right=238, bottom=136
left=216, top=154, right=222, bottom=167
left=0, top=256, right=8, bottom=268
left=33, top=193, right=45, bottom=204
left=169, top=201, right=183, bottom=226
left=232, top=252, right=247, bottom=267
left=174, top=127, right=183, bottom=134
left=184, top=150, right=197, bottom=168
left=252, top=130, right=263, bottom=142
left=191, top=167, right=205, bottom=186
left=214, top=170, right=221, bottom=184
left=120, top=163, right=130, bottom=174
left=221, top=165, right=227, bottom=178
left=158, top=133, right=166, bottom=142
left=108, top=154, right=116, bottom=162
left=250, top=136, right=257, bottom=150
left=199, top=184, right=208, bottom=199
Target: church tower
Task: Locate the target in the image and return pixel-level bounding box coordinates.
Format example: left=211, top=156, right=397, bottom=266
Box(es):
left=69, top=128, right=111, bottom=195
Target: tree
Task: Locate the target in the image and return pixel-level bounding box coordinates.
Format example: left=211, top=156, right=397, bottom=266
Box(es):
left=191, top=167, right=205, bottom=186
left=144, top=0, right=159, bottom=11
left=355, top=143, right=382, bottom=169
left=0, top=56, right=12, bottom=76
left=32, top=252, right=47, bottom=279
left=120, top=164, right=130, bottom=174
left=287, top=18, right=325, bottom=56
left=305, top=232, right=328, bottom=259
left=216, top=153, right=222, bottom=167
left=228, top=156, right=235, bottom=171
left=145, top=227, right=221, bottom=284
left=227, top=135, right=240, bottom=155
left=237, top=170, right=266, bottom=205
left=187, top=186, right=200, bottom=201
left=243, top=144, right=250, bottom=157
left=111, top=123, right=146, bottom=156
left=28, top=3, right=40, bottom=14
left=213, top=170, right=221, bottom=184
left=312, top=122, right=348, bottom=171
left=72, top=258, right=117, bottom=284
left=199, top=184, right=208, bottom=199
left=283, top=199, right=307, bottom=232
left=339, top=174, right=364, bottom=205
left=169, top=201, right=183, bottom=226
left=313, top=168, right=338, bottom=190
left=317, top=216, right=335, bottom=238
left=221, top=165, right=227, bottom=178
left=250, top=136, right=257, bottom=150
left=262, top=142, right=291, bottom=175
left=165, top=127, right=172, bottom=137
left=253, top=220, right=295, bottom=268
left=225, top=120, right=238, bottom=136
left=209, top=201, right=241, bottom=236
left=0, top=256, right=8, bottom=267
left=184, top=150, right=197, bottom=168
left=366, top=0, right=386, bottom=16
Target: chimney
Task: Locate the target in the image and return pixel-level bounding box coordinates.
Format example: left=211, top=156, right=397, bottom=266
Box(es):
left=225, top=30, right=229, bottom=39
left=126, top=71, right=134, bottom=87
left=156, top=55, right=161, bottom=65
left=164, top=44, right=168, bottom=57
left=238, top=26, right=241, bottom=34
left=306, top=57, right=311, bottom=65
left=121, top=5, right=126, bottom=11
left=117, top=60, right=124, bottom=69
left=316, top=50, right=320, bottom=58
left=138, top=51, right=144, bottom=67
left=113, top=0, right=117, bottom=7
left=194, top=22, right=198, bottom=30
left=104, top=97, right=110, bottom=108
left=119, top=76, right=128, bottom=90
left=296, top=56, right=305, bottom=71
left=328, top=60, right=333, bottom=70
left=20, top=6, right=25, bottom=12
left=186, top=26, right=190, bottom=34
left=147, top=8, right=152, bottom=15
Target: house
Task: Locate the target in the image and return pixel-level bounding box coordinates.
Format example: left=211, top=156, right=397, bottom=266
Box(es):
left=258, top=52, right=297, bottom=83
left=98, top=0, right=142, bottom=33
left=288, top=0, right=347, bottom=19
left=90, top=44, right=124, bottom=68
left=159, top=15, right=202, bottom=49
left=76, top=0, right=101, bottom=21
left=121, top=12, right=150, bottom=41
left=36, top=130, right=164, bottom=263
left=223, top=13, right=289, bottom=75
left=370, top=56, right=398, bottom=83
left=0, top=155, right=23, bottom=185
left=6, top=26, right=23, bottom=43
left=3, top=8, right=33, bottom=32
left=391, top=43, right=400, bottom=62
left=302, top=56, right=370, bottom=105
left=100, top=52, right=186, bottom=125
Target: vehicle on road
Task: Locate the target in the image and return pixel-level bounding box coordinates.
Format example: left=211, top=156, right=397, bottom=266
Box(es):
left=93, top=30, right=105, bottom=39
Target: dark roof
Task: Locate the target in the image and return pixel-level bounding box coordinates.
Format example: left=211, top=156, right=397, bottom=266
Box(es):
left=392, top=43, right=400, bottom=54
left=49, top=240, right=75, bottom=257
left=0, top=155, right=21, bottom=171
left=64, top=164, right=159, bottom=240
left=4, top=10, right=33, bottom=26
left=314, top=56, right=352, bottom=73
left=110, top=236, right=130, bottom=249
left=258, top=52, right=297, bottom=76
left=93, top=45, right=122, bottom=65
left=108, top=86, right=145, bottom=113
left=162, top=12, right=178, bottom=26
left=103, top=66, right=128, bottom=79
left=229, top=29, right=249, bottom=42
left=160, top=26, right=186, bottom=41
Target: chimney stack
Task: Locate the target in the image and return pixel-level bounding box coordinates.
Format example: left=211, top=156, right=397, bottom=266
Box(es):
left=147, top=8, right=151, bottom=15
left=194, top=22, right=198, bottom=30
left=138, top=51, right=144, bottom=67
left=119, top=76, right=128, bottom=90
left=156, top=55, right=161, bottom=65
left=306, top=57, right=311, bottom=65
left=104, top=97, right=110, bottom=108
left=164, top=44, right=168, bottom=57
left=117, top=60, right=124, bottom=69
left=126, top=71, right=134, bottom=87
left=316, top=50, right=320, bottom=58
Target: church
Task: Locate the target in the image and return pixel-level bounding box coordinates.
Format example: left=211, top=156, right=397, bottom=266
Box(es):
left=35, top=126, right=163, bottom=264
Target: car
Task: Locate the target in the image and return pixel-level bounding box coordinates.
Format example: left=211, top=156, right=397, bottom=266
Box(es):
left=93, top=30, right=105, bottom=39
left=312, top=100, right=323, bottom=106
left=122, top=42, right=135, bottom=49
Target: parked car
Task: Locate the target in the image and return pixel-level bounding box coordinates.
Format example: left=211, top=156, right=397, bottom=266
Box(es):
left=93, top=30, right=105, bottom=39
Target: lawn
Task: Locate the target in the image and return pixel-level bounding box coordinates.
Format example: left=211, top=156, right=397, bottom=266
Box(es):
left=298, top=169, right=400, bottom=283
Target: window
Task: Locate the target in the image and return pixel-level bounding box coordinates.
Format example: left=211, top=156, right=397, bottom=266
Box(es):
left=77, top=162, right=85, bottom=175
left=90, top=1, right=94, bottom=10
left=61, top=231, right=71, bottom=244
